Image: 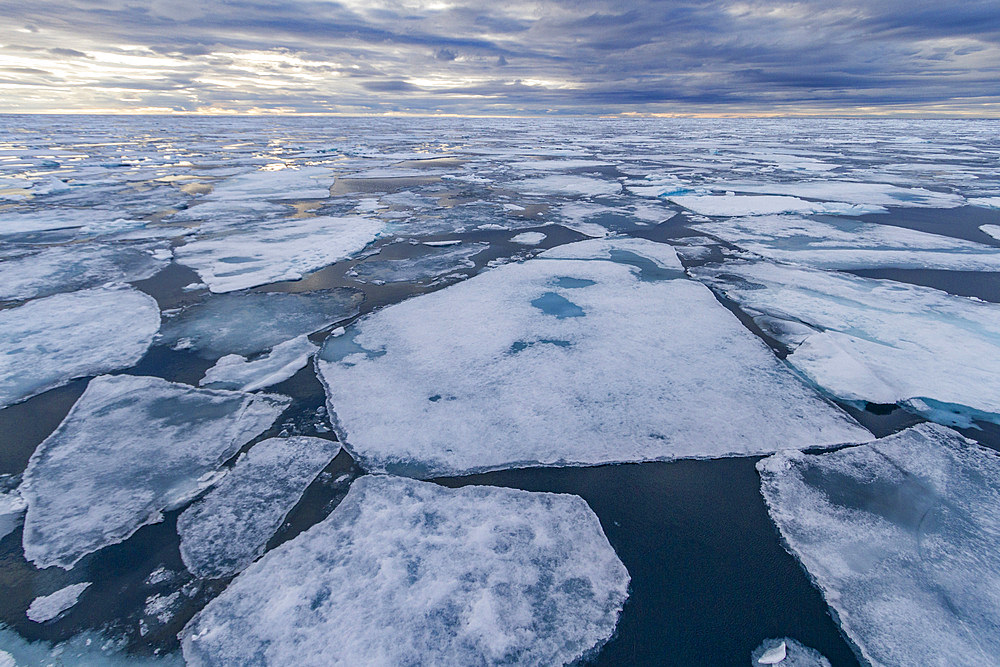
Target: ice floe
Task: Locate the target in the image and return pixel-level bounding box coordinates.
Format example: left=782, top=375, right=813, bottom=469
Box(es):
left=970, top=197, right=1000, bottom=210
left=175, top=215, right=383, bottom=292
left=317, top=238, right=866, bottom=477
left=177, top=436, right=340, bottom=579
left=181, top=475, right=629, bottom=666
left=510, top=231, right=547, bottom=245
left=667, top=194, right=882, bottom=217
left=981, top=224, right=1000, bottom=241
left=759, top=423, right=1000, bottom=667
left=0, top=286, right=160, bottom=408
left=199, top=335, right=318, bottom=392
left=691, top=215, right=1000, bottom=270
left=26, top=583, right=91, bottom=623
left=711, top=181, right=965, bottom=209
left=207, top=166, right=334, bottom=200
left=0, top=489, right=26, bottom=541
left=20, top=374, right=289, bottom=569
left=752, top=638, right=830, bottom=666
left=159, top=289, right=361, bottom=359
left=348, top=244, right=484, bottom=284
left=692, top=261, right=1000, bottom=425
left=516, top=174, right=621, bottom=197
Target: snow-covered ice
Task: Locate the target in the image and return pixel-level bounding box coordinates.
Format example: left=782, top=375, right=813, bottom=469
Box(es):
left=318, top=238, right=867, bottom=477
left=510, top=231, right=547, bottom=245
left=199, top=335, right=318, bottom=392
left=667, top=194, right=883, bottom=217
left=981, top=224, right=1000, bottom=241
left=349, top=244, right=484, bottom=284
left=0, top=286, right=160, bottom=408
left=693, top=261, right=1000, bottom=425
left=181, top=475, right=629, bottom=666
left=20, top=374, right=289, bottom=569
left=968, top=196, right=1000, bottom=209
left=175, top=215, right=383, bottom=292
left=759, top=423, right=1000, bottom=667
left=751, top=638, right=830, bottom=666
left=177, top=436, right=340, bottom=579
left=706, top=181, right=965, bottom=209
left=207, top=166, right=334, bottom=201
left=26, top=583, right=91, bottom=623
left=0, top=488, right=26, bottom=541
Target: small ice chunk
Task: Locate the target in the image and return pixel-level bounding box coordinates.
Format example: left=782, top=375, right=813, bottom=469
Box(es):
left=758, top=641, right=786, bottom=664
left=349, top=244, right=484, bottom=284
left=510, top=231, right=546, bottom=245
left=20, top=375, right=289, bottom=569
left=175, top=215, right=383, bottom=292
left=200, top=335, right=318, bottom=392
left=759, top=423, right=1000, bottom=667
left=177, top=436, right=340, bottom=579
left=422, top=239, right=462, bottom=247
left=144, top=591, right=182, bottom=625
left=752, top=638, right=830, bottom=666
left=181, top=476, right=629, bottom=666
left=668, top=194, right=883, bottom=217
left=26, top=582, right=91, bottom=623
left=0, top=488, right=27, bottom=541
left=0, top=286, right=159, bottom=408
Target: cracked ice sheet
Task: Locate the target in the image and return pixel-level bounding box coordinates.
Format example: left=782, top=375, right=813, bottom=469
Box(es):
left=27, top=583, right=91, bottom=623
left=758, top=423, right=1000, bottom=667
left=317, top=238, right=866, bottom=477
left=515, top=174, right=621, bottom=197
left=20, top=374, right=289, bottom=569
left=0, top=287, right=160, bottom=409
left=207, top=166, right=334, bottom=200
left=181, top=475, right=628, bottom=666
left=692, top=262, right=1000, bottom=425
left=349, top=244, right=485, bottom=284
left=200, top=335, right=318, bottom=392
left=691, top=215, right=1000, bottom=270
left=667, top=194, right=883, bottom=217
left=703, top=181, right=965, bottom=209
left=175, top=215, right=384, bottom=293
left=177, top=436, right=339, bottom=579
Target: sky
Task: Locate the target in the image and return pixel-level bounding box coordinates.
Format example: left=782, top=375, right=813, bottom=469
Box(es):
left=1, top=0, right=999, bottom=116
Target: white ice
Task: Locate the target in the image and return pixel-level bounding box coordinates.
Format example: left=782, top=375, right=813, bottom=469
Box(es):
left=692, top=261, right=1000, bottom=425
left=691, top=215, right=1000, bottom=270
left=981, top=224, right=1000, bottom=241
left=348, top=244, right=485, bottom=284
left=752, top=638, right=830, bottom=667
left=510, top=232, right=547, bottom=245
left=177, top=436, right=340, bottom=579
left=968, top=196, right=1000, bottom=210
left=667, top=194, right=883, bottom=217
left=26, top=583, right=91, bottom=623
left=20, top=374, right=289, bottom=569
left=704, top=181, right=965, bottom=209
left=181, top=475, right=629, bottom=666
left=516, top=174, right=621, bottom=197
left=207, top=166, right=334, bottom=200
left=175, top=215, right=383, bottom=292
left=317, top=238, right=867, bottom=477
left=759, top=423, right=1000, bottom=667
left=0, top=489, right=26, bottom=541
left=0, top=209, right=137, bottom=238
left=0, top=286, right=160, bottom=408
left=199, top=335, right=318, bottom=392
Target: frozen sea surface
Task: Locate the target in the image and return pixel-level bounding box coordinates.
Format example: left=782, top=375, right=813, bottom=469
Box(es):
left=20, top=374, right=289, bottom=569
left=181, top=475, right=629, bottom=666
left=759, top=423, right=1000, bottom=667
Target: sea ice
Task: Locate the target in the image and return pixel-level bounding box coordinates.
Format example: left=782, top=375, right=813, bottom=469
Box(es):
left=349, top=244, right=485, bottom=284
left=20, top=374, right=289, bottom=569
left=0, top=489, right=26, bottom=541
left=692, top=215, right=1000, bottom=270
left=516, top=174, right=621, bottom=197
left=181, top=475, right=629, bottom=666
left=667, top=194, right=882, bottom=217
left=510, top=232, right=547, bottom=245
left=751, top=638, right=830, bottom=666
left=175, top=215, right=383, bottom=292
left=692, top=261, right=1000, bottom=425
left=159, top=289, right=361, bottom=359
left=207, top=166, right=334, bottom=200
left=177, top=436, right=340, bottom=579
left=26, top=583, right=91, bottom=623
left=971, top=197, right=1000, bottom=210
left=981, top=224, right=1000, bottom=241
left=0, top=286, right=159, bottom=408
left=709, top=181, right=965, bottom=209
left=318, top=238, right=867, bottom=477
left=758, top=423, right=1000, bottom=667
left=199, top=335, right=318, bottom=392
left=0, top=209, right=137, bottom=239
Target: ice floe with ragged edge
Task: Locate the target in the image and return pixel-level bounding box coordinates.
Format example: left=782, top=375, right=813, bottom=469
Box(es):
left=0, top=242, right=170, bottom=302
left=981, top=224, right=1000, bottom=241
left=348, top=243, right=486, bottom=285
left=199, top=335, right=318, bottom=392
left=206, top=166, right=335, bottom=201
left=691, top=261, right=1000, bottom=427
left=0, top=487, right=26, bottom=541
left=510, top=231, right=547, bottom=245
left=698, top=180, right=966, bottom=209
left=0, top=286, right=160, bottom=409
left=26, top=583, right=91, bottom=623
left=666, top=194, right=883, bottom=217
left=970, top=196, right=1000, bottom=210
left=758, top=423, right=1000, bottom=667
left=181, top=475, right=629, bottom=667
left=0, top=209, right=144, bottom=240
left=158, top=288, right=362, bottom=359
left=690, top=214, right=1000, bottom=270
left=174, top=215, right=384, bottom=292
left=751, top=638, right=830, bottom=666
left=317, top=238, right=868, bottom=477
left=177, top=436, right=340, bottom=579
left=19, top=374, right=289, bottom=569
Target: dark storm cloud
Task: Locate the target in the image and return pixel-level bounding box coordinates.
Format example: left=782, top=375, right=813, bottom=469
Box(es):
left=1, top=0, right=998, bottom=114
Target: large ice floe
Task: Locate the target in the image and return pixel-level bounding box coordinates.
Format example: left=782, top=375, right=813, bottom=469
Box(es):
left=206, top=166, right=335, bottom=201
left=199, top=335, right=318, bottom=392
left=177, top=436, right=339, bottom=579
left=666, top=194, right=882, bottom=217
left=758, top=423, right=1000, bottom=667
left=697, top=181, right=966, bottom=209
left=348, top=243, right=485, bottom=284
left=159, top=289, right=361, bottom=359
left=691, top=215, right=1000, bottom=270
left=181, top=475, right=629, bottom=666
left=692, top=261, right=1000, bottom=426
left=317, top=238, right=867, bottom=477
left=0, top=286, right=160, bottom=408
left=20, top=374, right=289, bottom=569
left=174, top=215, right=383, bottom=292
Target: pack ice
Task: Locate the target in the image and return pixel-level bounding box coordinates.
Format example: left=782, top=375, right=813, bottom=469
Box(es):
left=349, top=244, right=484, bottom=284
left=666, top=194, right=881, bottom=217
left=20, top=374, right=289, bottom=569
left=693, top=261, right=1000, bottom=426
left=0, top=286, right=159, bottom=408
left=181, top=475, right=629, bottom=666
left=691, top=215, right=1000, bottom=270
left=175, top=215, right=383, bottom=292
left=177, top=436, right=339, bottom=579
left=758, top=423, right=1000, bottom=667
left=317, top=238, right=867, bottom=477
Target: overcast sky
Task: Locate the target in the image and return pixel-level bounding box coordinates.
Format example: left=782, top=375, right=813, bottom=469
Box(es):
left=2, top=0, right=999, bottom=115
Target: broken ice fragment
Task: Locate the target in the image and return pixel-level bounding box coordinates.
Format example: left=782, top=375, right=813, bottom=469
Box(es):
left=667, top=194, right=883, bottom=217
left=752, top=638, right=830, bottom=666
left=26, top=583, right=91, bottom=623
left=0, top=488, right=26, bottom=541
left=510, top=231, right=547, bottom=245
left=199, top=335, right=318, bottom=392
left=181, top=476, right=629, bottom=666
left=349, top=244, right=484, bottom=284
